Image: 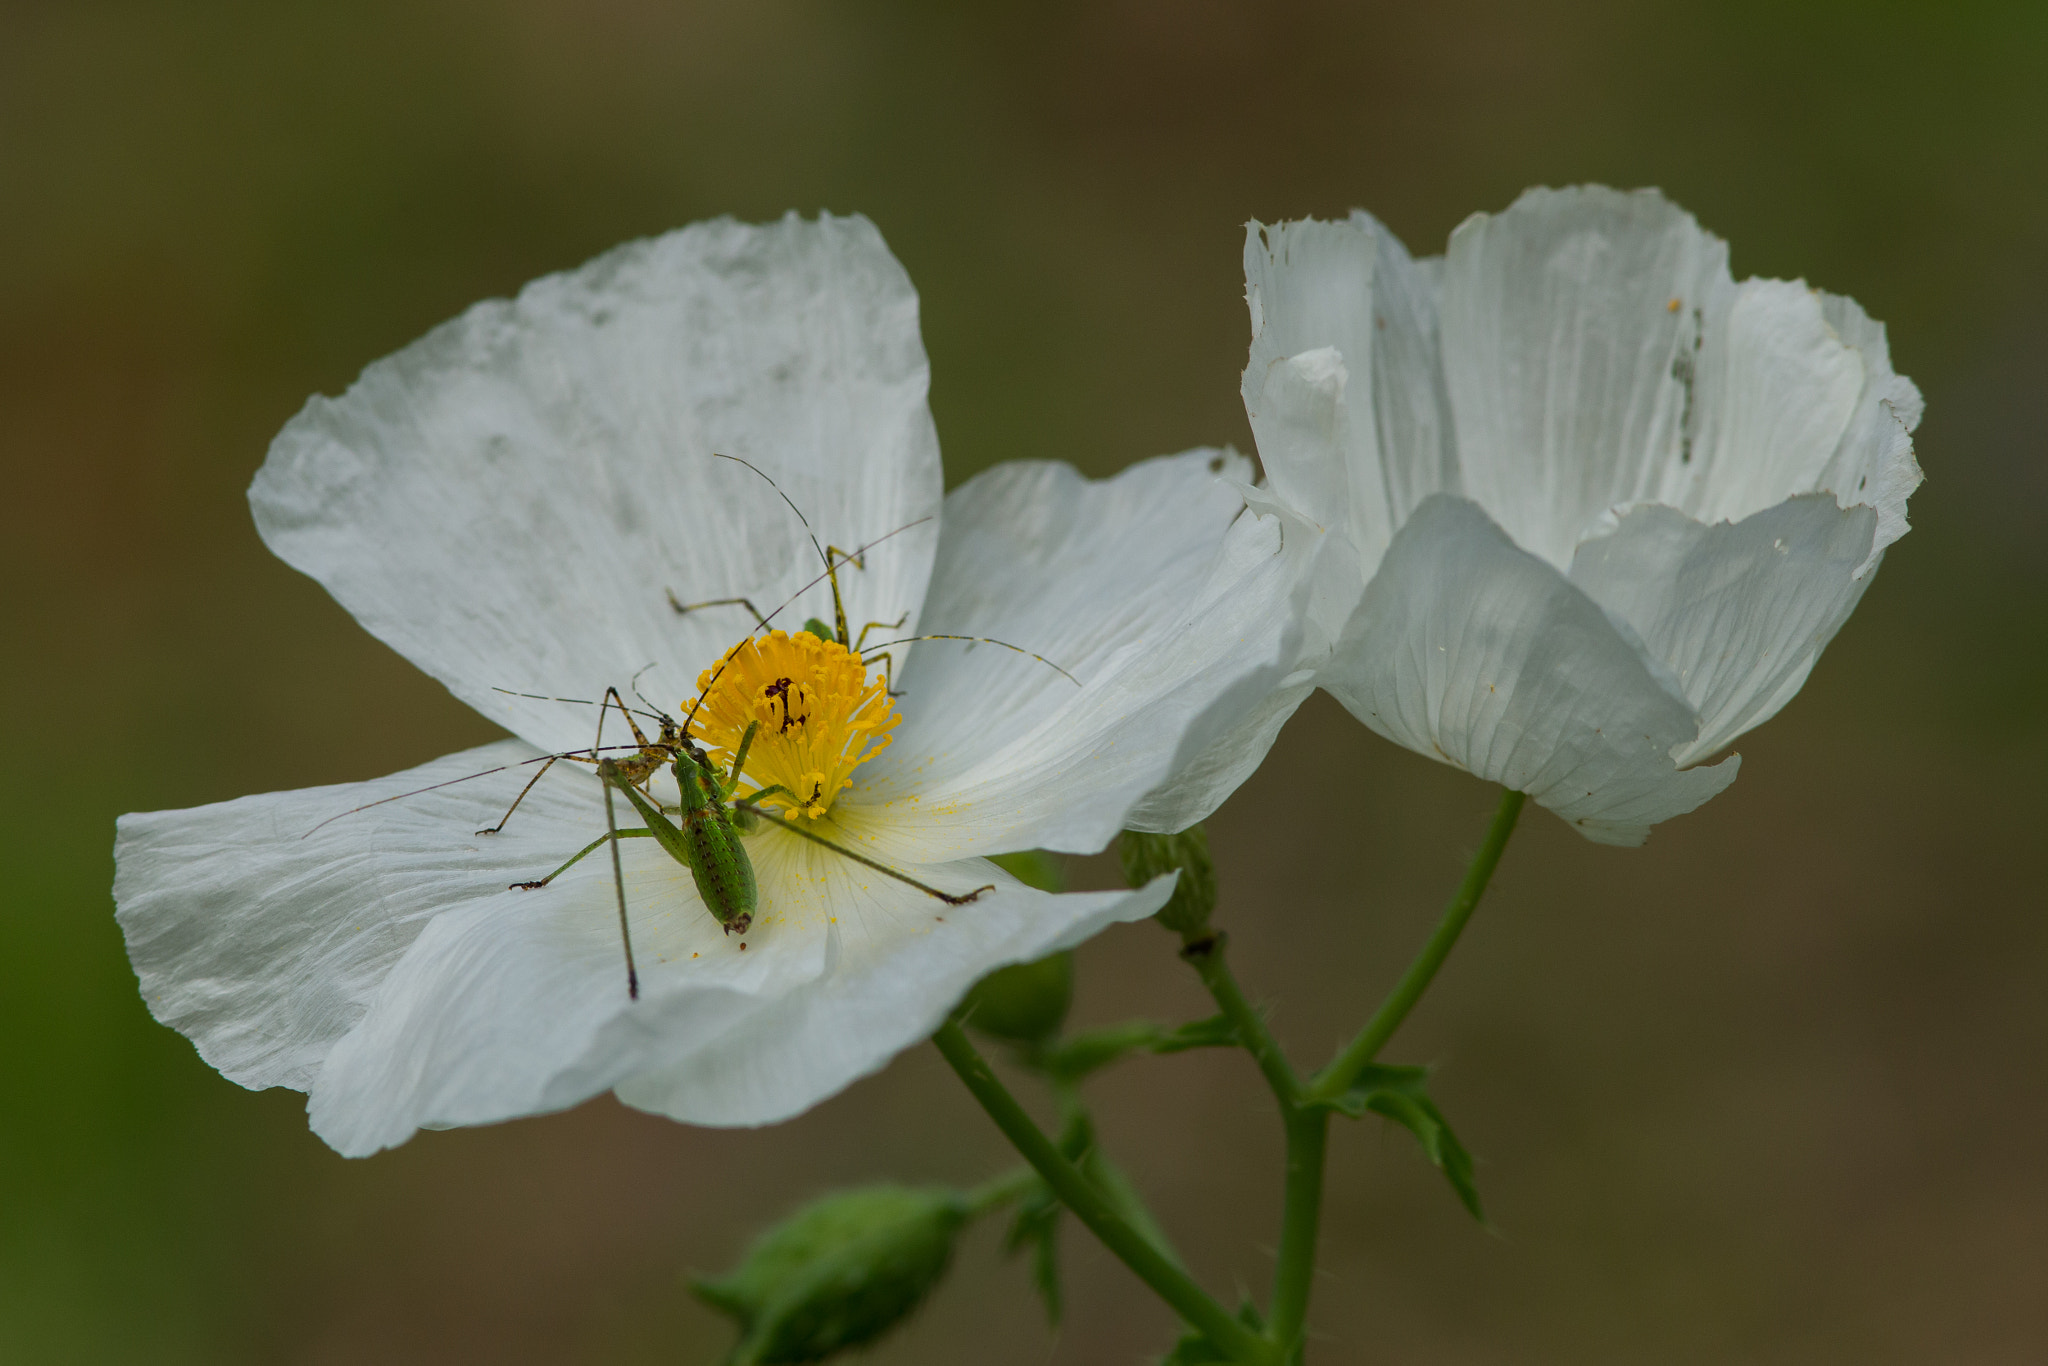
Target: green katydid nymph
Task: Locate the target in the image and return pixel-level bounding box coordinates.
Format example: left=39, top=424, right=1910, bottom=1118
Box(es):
left=521, top=649, right=998, bottom=1001
left=501, top=457, right=1082, bottom=1001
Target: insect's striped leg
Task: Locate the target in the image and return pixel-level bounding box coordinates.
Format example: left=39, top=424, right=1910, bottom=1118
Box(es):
left=476, top=755, right=560, bottom=836
left=509, top=827, right=655, bottom=890
left=602, top=773, right=641, bottom=1001
left=734, top=802, right=995, bottom=907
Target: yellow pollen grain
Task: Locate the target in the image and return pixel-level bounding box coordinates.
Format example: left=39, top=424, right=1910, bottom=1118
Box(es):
left=685, top=629, right=900, bottom=819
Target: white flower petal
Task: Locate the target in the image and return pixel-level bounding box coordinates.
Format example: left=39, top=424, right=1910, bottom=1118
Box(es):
left=309, top=825, right=837, bottom=1156
left=115, top=739, right=555, bottom=1094
left=249, top=213, right=942, bottom=756
left=1571, top=494, right=1879, bottom=766
left=1683, top=278, right=1865, bottom=526
left=1440, top=186, right=1738, bottom=569
left=1350, top=212, right=1459, bottom=526
left=613, top=871, right=1173, bottom=1127
left=1322, top=495, right=1739, bottom=846
left=854, top=450, right=1310, bottom=858
left=1243, top=218, right=1392, bottom=562
left=119, top=729, right=1168, bottom=1153
left=1814, top=291, right=1925, bottom=567
left=1240, top=214, right=1456, bottom=578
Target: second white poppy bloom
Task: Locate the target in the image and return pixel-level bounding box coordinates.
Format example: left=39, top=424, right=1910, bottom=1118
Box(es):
left=114, top=213, right=1309, bottom=1156
left=1243, top=186, right=1921, bottom=844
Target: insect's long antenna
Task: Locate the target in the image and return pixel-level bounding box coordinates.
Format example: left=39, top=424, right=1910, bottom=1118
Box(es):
left=672, top=500, right=934, bottom=647
left=598, top=765, right=641, bottom=1001
left=755, top=518, right=934, bottom=641
left=714, top=453, right=833, bottom=578
left=492, top=687, right=669, bottom=729
left=626, top=664, right=673, bottom=723
left=713, top=452, right=858, bottom=645
left=859, top=635, right=1081, bottom=687
left=303, top=740, right=668, bottom=839
left=302, top=758, right=545, bottom=838
left=680, top=645, right=741, bottom=737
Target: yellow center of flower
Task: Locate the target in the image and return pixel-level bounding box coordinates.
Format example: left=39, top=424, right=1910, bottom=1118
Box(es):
left=685, top=629, right=899, bottom=819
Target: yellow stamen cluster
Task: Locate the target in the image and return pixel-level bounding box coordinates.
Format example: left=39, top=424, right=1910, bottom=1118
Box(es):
left=686, top=629, right=899, bottom=819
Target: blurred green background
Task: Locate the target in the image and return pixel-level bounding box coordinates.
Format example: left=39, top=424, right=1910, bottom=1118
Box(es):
left=5, top=2, right=2046, bottom=1361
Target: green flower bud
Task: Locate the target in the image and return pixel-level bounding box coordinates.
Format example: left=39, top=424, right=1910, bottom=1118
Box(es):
left=987, top=848, right=1065, bottom=894
left=956, top=851, right=1074, bottom=1044
left=1118, top=826, right=1217, bottom=937
left=962, top=951, right=1074, bottom=1044
left=693, top=1185, right=967, bottom=1365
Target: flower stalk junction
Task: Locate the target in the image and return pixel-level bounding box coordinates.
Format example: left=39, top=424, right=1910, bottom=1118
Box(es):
left=935, top=797, right=1523, bottom=1364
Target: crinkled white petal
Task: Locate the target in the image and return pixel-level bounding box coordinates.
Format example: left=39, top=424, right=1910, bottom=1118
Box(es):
left=850, top=450, right=1311, bottom=859
left=1681, top=278, right=1864, bottom=526
left=613, top=873, right=1172, bottom=1127
left=311, top=817, right=1032, bottom=1155
left=118, top=737, right=1166, bottom=1154
left=1241, top=214, right=1457, bottom=579
left=249, top=213, right=941, bottom=756
left=1351, top=212, right=1459, bottom=525
left=1321, top=495, right=1739, bottom=846
left=1813, top=290, right=1925, bottom=569
left=1439, top=185, right=1739, bottom=569
left=1571, top=494, right=1878, bottom=766
left=1243, top=218, right=1392, bottom=562
left=1237, top=212, right=1456, bottom=668
left=115, top=740, right=554, bottom=1094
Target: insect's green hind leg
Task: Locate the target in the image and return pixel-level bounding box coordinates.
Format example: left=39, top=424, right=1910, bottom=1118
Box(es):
left=600, top=769, right=642, bottom=999
left=728, top=782, right=796, bottom=832
left=734, top=802, right=995, bottom=907
left=723, top=720, right=760, bottom=797
left=510, top=827, right=655, bottom=890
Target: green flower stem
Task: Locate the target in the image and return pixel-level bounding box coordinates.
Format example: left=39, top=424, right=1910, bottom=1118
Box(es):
left=933, top=1020, right=1274, bottom=1365
left=1181, top=933, right=1302, bottom=1106
left=1182, top=932, right=1323, bottom=1358
left=1308, top=788, right=1526, bottom=1105
left=1270, top=1107, right=1328, bottom=1362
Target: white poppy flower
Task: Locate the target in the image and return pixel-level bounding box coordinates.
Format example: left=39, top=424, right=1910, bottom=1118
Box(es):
left=1241, top=186, right=1922, bottom=845
left=114, top=213, right=1309, bottom=1156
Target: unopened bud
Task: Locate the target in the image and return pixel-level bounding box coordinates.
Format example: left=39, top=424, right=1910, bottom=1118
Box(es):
left=962, top=951, right=1074, bottom=1044
left=693, top=1185, right=967, bottom=1365
left=988, top=849, right=1065, bottom=894
left=1119, top=826, right=1217, bottom=937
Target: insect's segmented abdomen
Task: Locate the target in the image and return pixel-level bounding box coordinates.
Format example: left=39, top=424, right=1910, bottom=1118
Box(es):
left=682, top=804, right=759, bottom=934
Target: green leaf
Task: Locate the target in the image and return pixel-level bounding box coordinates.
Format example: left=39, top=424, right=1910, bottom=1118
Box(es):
left=1003, top=1187, right=1062, bottom=1326
left=1325, top=1065, right=1484, bottom=1222
left=1040, top=1020, right=1167, bottom=1079
left=1151, top=1013, right=1240, bottom=1054
left=1082, top=1147, right=1182, bottom=1268
left=691, top=1185, right=968, bottom=1364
